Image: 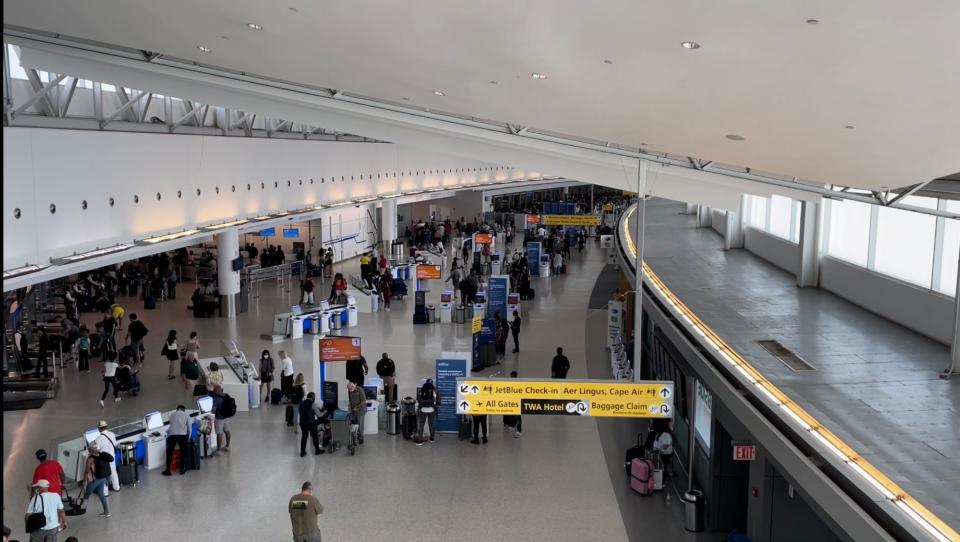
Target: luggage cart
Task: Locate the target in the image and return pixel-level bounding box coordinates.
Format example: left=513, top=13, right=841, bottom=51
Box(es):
left=329, top=409, right=360, bottom=456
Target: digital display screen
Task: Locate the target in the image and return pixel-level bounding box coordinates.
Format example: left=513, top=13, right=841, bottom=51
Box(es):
left=319, top=336, right=362, bottom=362
left=283, top=228, right=300, bottom=238
left=197, top=396, right=213, bottom=414
left=259, top=227, right=276, bottom=237
left=144, top=411, right=163, bottom=430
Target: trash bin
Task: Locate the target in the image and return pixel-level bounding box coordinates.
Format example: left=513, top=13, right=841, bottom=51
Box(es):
left=684, top=490, right=704, bottom=532
left=331, top=311, right=343, bottom=330
left=454, top=305, right=466, bottom=324
left=119, top=442, right=137, bottom=465
left=427, top=305, right=437, bottom=323
left=385, top=402, right=401, bottom=435
left=465, top=304, right=474, bottom=319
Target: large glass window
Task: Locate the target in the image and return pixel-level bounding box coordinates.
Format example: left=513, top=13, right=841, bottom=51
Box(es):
left=746, top=195, right=767, bottom=229
left=768, top=195, right=793, bottom=240
left=874, top=196, right=937, bottom=287
left=937, top=201, right=960, bottom=296
left=826, top=199, right=871, bottom=267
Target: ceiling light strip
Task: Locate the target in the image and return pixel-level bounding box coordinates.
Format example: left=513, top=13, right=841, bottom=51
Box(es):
left=621, top=205, right=959, bottom=542
left=135, top=229, right=200, bottom=245
left=202, top=219, right=249, bottom=231
left=2, top=264, right=49, bottom=280
left=51, top=244, right=132, bottom=264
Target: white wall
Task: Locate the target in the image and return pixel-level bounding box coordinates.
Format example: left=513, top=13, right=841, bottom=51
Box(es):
left=402, top=192, right=484, bottom=224
left=820, top=257, right=955, bottom=344
left=3, top=127, right=534, bottom=270
left=744, top=226, right=798, bottom=275
left=711, top=209, right=728, bottom=237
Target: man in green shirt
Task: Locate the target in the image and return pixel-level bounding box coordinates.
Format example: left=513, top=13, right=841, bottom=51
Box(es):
left=289, top=481, right=323, bottom=542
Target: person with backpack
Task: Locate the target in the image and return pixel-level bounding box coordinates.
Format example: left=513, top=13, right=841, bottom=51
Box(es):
left=347, top=381, right=367, bottom=445
left=298, top=392, right=327, bottom=457
left=211, top=385, right=235, bottom=454
left=77, top=328, right=91, bottom=372
left=162, top=330, right=179, bottom=380
left=301, top=277, right=316, bottom=306
left=81, top=442, right=113, bottom=517
left=258, top=350, right=275, bottom=403
left=415, top=379, right=441, bottom=445
left=375, top=353, right=396, bottom=402
left=125, top=313, right=148, bottom=366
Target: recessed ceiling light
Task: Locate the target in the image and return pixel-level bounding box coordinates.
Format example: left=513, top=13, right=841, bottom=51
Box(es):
left=603, top=59, right=613, bottom=65
left=806, top=19, right=820, bottom=24
left=197, top=45, right=211, bottom=53
left=725, top=134, right=745, bottom=141
left=432, top=90, right=445, bottom=96
left=247, top=23, right=263, bottom=30
left=288, top=7, right=298, bottom=12
left=530, top=72, right=547, bottom=79
left=681, top=41, right=701, bottom=50
left=220, top=35, right=230, bottom=40
left=845, top=125, right=855, bottom=129
left=401, top=97, right=410, bottom=101
left=489, top=80, right=498, bottom=84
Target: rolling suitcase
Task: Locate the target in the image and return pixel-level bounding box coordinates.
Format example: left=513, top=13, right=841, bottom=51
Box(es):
left=183, top=440, right=201, bottom=471
left=630, top=458, right=654, bottom=496
left=402, top=413, right=417, bottom=440
left=271, top=388, right=283, bottom=405
left=458, top=415, right=472, bottom=440
left=285, top=405, right=295, bottom=426
left=118, top=462, right=139, bottom=487
left=624, top=433, right=644, bottom=477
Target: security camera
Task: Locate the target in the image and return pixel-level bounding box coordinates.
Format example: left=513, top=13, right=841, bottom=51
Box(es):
left=355, top=204, right=360, bottom=208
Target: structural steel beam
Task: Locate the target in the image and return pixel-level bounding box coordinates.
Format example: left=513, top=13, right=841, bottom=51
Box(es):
left=15, top=70, right=64, bottom=116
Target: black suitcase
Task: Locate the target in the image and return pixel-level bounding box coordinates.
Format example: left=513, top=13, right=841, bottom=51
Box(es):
left=528, top=288, right=535, bottom=299
left=271, top=388, right=283, bottom=405
left=182, top=440, right=201, bottom=471
left=144, top=296, right=156, bottom=310
left=402, top=413, right=417, bottom=439
left=285, top=405, right=295, bottom=426
left=118, top=462, right=139, bottom=486
left=458, top=415, right=472, bottom=440
left=625, top=433, right=645, bottom=477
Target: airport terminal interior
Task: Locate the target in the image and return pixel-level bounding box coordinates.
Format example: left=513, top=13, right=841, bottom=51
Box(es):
left=2, top=3, right=959, bottom=542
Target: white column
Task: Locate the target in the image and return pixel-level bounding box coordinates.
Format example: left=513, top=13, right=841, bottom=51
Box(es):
left=216, top=228, right=241, bottom=318
left=379, top=199, right=398, bottom=255
left=796, top=200, right=821, bottom=287
left=632, top=162, right=648, bottom=382
left=947, top=256, right=960, bottom=378
left=696, top=205, right=712, bottom=228
left=684, top=203, right=697, bottom=215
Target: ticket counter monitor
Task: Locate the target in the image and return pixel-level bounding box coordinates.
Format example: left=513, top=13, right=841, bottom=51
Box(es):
left=440, top=290, right=454, bottom=323
left=142, top=411, right=166, bottom=469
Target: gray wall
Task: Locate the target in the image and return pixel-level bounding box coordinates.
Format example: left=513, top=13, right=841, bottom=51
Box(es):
left=744, top=227, right=798, bottom=275
left=820, top=257, right=955, bottom=344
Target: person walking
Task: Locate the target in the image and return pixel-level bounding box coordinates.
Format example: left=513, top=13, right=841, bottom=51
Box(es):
left=279, top=351, right=295, bottom=399
left=298, top=392, right=327, bottom=457
left=258, top=350, right=275, bottom=403
left=510, top=310, right=522, bottom=353
left=375, top=353, right=396, bottom=402
left=162, top=330, right=179, bottom=381
left=379, top=269, right=392, bottom=311
left=93, top=420, right=120, bottom=492
left=415, top=378, right=440, bottom=445
left=161, top=405, right=191, bottom=476
left=81, top=442, right=113, bottom=518
left=99, top=356, right=120, bottom=408
left=494, top=318, right=508, bottom=362
left=32, top=450, right=65, bottom=498
left=347, top=381, right=366, bottom=445
left=124, top=313, right=148, bottom=366
left=289, top=481, right=323, bottom=542
left=301, top=276, right=316, bottom=306
left=25, top=479, right=66, bottom=540
left=551, top=347, right=570, bottom=379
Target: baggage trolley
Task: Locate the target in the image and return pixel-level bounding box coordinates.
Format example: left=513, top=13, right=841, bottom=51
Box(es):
left=329, top=410, right=360, bottom=456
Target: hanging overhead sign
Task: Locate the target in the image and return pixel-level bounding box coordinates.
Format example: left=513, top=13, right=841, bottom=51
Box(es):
left=455, top=378, right=674, bottom=418
left=541, top=214, right=601, bottom=226
left=416, top=264, right=442, bottom=280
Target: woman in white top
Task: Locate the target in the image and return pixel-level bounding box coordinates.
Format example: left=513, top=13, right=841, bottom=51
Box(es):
left=206, top=362, right=224, bottom=391
left=100, top=356, right=120, bottom=407
left=163, top=330, right=179, bottom=380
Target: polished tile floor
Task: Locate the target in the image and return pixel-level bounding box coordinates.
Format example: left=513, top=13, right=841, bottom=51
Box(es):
left=634, top=199, right=960, bottom=532
left=4, top=239, right=687, bottom=542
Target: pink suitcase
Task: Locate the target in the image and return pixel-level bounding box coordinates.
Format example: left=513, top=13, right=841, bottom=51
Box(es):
left=630, top=458, right=655, bottom=496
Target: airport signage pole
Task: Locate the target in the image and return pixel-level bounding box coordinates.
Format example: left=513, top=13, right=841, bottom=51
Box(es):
left=634, top=160, right=647, bottom=382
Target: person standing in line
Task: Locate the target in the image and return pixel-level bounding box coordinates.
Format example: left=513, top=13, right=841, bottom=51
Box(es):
left=205, top=362, right=223, bottom=393
left=298, top=392, right=327, bottom=457
left=290, top=374, right=306, bottom=433
left=181, top=332, right=201, bottom=391
left=162, top=330, right=179, bottom=381
left=25, top=479, right=66, bottom=539
left=77, top=329, right=91, bottom=372
left=94, top=420, right=120, bottom=492
left=211, top=385, right=233, bottom=454
left=161, top=405, right=191, bottom=476
left=81, top=442, right=113, bottom=517
left=279, top=350, right=295, bottom=399
left=289, top=481, right=323, bottom=542
left=32, top=450, right=66, bottom=498
left=99, top=355, right=120, bottom=408
left=470, top=414, right=488, bottom=445
left=345, top=355, right=367, bottom=387
left=551, top=347, right=570, bottom=379
left=375, top=353, right=396, bottom=402
left=258, top=350, right=275, bottom=403
left=494, top=318, right=508, bottom=362
left=124, top=313, right=148, bottom=366
left=503, top=371, right=523, bottom=438
left=347, top=381, right=367, bottom=445
left=510, top=311, right=522, bottom=353
left=415, top=378, right=440, bottom=445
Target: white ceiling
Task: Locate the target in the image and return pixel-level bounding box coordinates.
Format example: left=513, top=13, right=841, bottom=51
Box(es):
left=5, top=0, right=960, bottom=191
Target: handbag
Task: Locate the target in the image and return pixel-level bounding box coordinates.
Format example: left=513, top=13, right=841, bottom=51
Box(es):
left=193, top=383, right=208, bottom=396
left=26, top=493, right=46, bottom=533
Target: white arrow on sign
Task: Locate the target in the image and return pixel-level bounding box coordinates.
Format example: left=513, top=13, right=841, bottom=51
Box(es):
left=458, top=400, right=471, bottom=412
left=470, top=385, right=480, bottom=394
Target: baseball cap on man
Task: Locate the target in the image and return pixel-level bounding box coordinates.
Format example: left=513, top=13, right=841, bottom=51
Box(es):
left=33, top=479, right=50, bottom=488
left=98, top=420, right=109, bottom=429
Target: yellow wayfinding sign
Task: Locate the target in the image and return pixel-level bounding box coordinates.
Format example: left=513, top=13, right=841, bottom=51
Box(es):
left=541, top=214, right=601, bottom=226
left=455, top=378, right=674, bottom=418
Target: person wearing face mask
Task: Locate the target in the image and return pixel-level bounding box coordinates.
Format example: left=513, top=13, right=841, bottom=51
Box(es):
left=258, top=349, right=275, bottom=403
